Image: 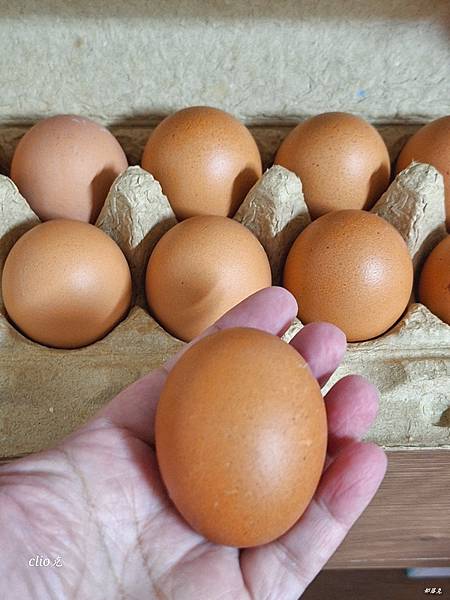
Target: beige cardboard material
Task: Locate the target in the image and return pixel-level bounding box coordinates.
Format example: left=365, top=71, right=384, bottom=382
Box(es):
left=234, top=166, right=310, bottom=284
left=0, top=2, right=448, bottom=124
left=0, top=1, right=448, bottom=461
left=0, top=161, right=448, bottom=457
left=96, top=167, right=177, bottom=306
left=284, top=302, right=450, bottom=448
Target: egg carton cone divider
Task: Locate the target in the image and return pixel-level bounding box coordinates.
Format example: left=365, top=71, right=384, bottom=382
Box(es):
left=0, top=163, right=448, bottom=456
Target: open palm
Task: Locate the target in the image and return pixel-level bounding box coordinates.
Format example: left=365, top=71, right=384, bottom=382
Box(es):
left=1, top=287, right=386, bottom=600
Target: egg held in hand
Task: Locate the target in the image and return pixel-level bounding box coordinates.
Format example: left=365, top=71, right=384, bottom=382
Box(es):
left=275, top=112, right=390, bottom=219
left=141, top=106, right=262, bottom=220
left=155, top=327, right=327, bottom=548
left=10, top=115, right=128, bottom=223
left=145, top=215, right=272, bottom=341
left=284, top=210, right=413, bottom=342
left=2, top=220, right=132, bottom=348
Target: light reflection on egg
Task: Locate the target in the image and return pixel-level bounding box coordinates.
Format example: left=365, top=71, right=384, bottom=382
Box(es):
left=11, top=115, right=128, bottom=223
left=141, top=106, right=262, bottom=220
left=275, top=112, right=391, bottom=219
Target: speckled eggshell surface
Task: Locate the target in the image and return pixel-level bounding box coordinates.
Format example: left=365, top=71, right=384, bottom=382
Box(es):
left=396, top=116, right=450, bottom=229
left=141, top=106, right=262, bottom=220
left=10, top=115, right=128, bottom=223
left=2, top=220, right=132, bottom=348
left=275, top=112, right=391, bottom=219
left=284, top=210, right=413, bottom=342
left=155, top=327, right=327, bottom=548
left=419, top=235, right=450, bottom=325
left=145, top=215, right=272, bottom=341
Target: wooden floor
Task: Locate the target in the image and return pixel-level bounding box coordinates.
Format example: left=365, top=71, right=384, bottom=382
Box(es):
left=304, top=569, right=450, bottom=599
left=327, top=450, right=450, bottom=569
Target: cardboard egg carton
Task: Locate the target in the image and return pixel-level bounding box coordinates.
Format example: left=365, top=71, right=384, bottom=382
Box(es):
left=0, top=161, right=448, bottom=457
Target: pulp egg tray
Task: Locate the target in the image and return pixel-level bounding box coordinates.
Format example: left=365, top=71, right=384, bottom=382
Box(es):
left=0, top=160, right=448, bottom=457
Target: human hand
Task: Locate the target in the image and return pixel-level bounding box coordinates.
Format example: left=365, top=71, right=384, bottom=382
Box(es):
left=0, top=287, right=386, bottom=599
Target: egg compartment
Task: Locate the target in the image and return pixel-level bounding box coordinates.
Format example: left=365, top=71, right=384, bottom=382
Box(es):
left=0, top=154, right=449, bottom=457
left=233, top=158, right=449, bottom=441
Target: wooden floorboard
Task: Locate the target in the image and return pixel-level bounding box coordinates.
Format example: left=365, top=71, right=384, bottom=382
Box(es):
left=327, top=450, right=450, bottom=569
left=304, top=569, right=450, bottom=600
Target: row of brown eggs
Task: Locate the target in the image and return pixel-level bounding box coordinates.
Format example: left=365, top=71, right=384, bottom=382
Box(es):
left=10, top=108, right=450, bottom=226
left=1, top=109, right=449, bottom=350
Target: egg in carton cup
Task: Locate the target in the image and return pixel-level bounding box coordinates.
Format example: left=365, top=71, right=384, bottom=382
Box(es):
left=0, top=160, right=448, bottom=457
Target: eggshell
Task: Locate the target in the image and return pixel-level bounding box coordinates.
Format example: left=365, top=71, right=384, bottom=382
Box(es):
left=284, top=210, right=413, bottom=342
left=275, top=112, right=391, bottom=219
left=419, top=235, right=450, bottom=325
left=145, top=216, right=272, bottom=341
left=396, top=116, right=450, bottom=229
left=155, top=327, right=327, bottom=547
left=10, top=115, right=128, bottom=223
left=2, top=220, right=132, bottom=348
left=141, top=106, right=262, bottom=220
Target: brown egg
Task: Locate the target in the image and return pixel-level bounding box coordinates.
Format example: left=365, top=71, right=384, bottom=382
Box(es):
left=156, top=327, right=327, bottom=547
left=419, top=236, right=450, bottom=325
left=146, top=216, right=271, bottom=341
left=284, top=210, right=413, bottom=341
left=10, top=115, right=128, bottom=223
left=275, top=112, right=391, bottom=219
left=141, top=106, right=262, bottom=220
left=396, top=116, right=450, bottom=229
left=2, top=220, right=132, bottom=348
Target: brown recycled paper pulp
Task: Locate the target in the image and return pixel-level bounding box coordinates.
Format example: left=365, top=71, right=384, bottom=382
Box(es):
left=0, top=161, right=449, bottom=457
